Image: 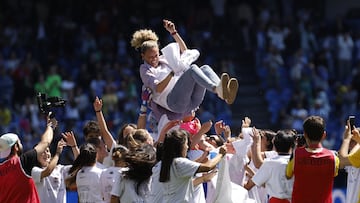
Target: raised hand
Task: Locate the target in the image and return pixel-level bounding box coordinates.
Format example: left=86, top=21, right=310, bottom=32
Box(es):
left=62, top=131, right=77, bottom=148
left=56, top=139, right=67, bottom=155
left=93, top=96, right=103, bottom=112
left=163, top=19, right=176, bottom=33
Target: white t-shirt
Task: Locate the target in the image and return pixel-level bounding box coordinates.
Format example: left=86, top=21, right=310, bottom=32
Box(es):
left=31, top=164, right=71, bottom=203
left=100, top=166, right=126, bottom=202
left=345, top=166, right=360, bottom=203
left=96, top=161, right=107, bottom=169
left=76, top=165, right=105, bottom=203
left=149, top=162, right=163, bottom=203
left=161, top=157, right=201, bottom=203
left=111, top=175, right=151, bottom=203
left=252, top=155, right=293, bottom=200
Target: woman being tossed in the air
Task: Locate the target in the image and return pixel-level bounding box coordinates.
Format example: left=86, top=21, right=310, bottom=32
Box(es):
left=130, top=19, right=238, bottom=121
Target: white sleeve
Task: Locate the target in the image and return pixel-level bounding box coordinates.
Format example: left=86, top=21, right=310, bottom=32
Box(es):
left=31, top=166, right=44, bottom=183
left=161, top=43, right=199, bottom=74
left=232, top=127, right=253, bottom=157
left=110, top=175, right=123, bottom=197
left=251, top=161, right=270, bottom=186
left=173, top=157, right=200, bottom=178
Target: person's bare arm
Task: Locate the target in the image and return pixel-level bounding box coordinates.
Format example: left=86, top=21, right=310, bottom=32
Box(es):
left=137, top=87, right=152, bottom=129
left=251, top=128, right=266, bottom=168
left=244, top=178, right=256, bottom=190
left=197, top=146, right=226, bottom=173
left=62, top=131, right=80, bottom=158
left=163, top=19, right=187, bottom=52
left=40, top=139, right=66, bottom=178
left=190, top=119, right=212, bottom=149
left=35, top=114, right=56, bottom=159
left=339, top=120, right=354, bottom=168
left=93, top=97, right=116, bottom=148
left=156, top=72, right=174, bottom=93
left=155, top=119, right=181, bottom=146
left=193, top=170, right=217, bottom=187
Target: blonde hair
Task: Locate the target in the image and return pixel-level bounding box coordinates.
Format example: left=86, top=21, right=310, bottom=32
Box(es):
left=130, top=29, right=159, bottom=53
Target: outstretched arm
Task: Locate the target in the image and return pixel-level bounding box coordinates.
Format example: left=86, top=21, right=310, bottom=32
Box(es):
left=137, top=87, right=152, bottom=129
left=93, top=97, right=116, bottom=148
left=197, top=146, right=227, bottom=173
left=190, top=119, right=213, bottom=150
left=40, top=139, right=66, bottom=179
left=62, top=131, right=80, bottom=158
left=163, top=19, right=187, bottom=53
left=250, top=128, right=266, bottom=169
left=155, top=119, right=181, bottom=146
left=339, top=120, right=357, bottom=168
left=34, top=113, right=56, bottom=159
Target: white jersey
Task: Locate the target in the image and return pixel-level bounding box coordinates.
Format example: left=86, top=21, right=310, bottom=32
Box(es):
left=76, top=165, right=105, bottom=203
left=160, top=157, right=200, bottom=203
left=345, top=166, right=360, bottom=203
left=149, top=162, right=163, bottom=203
left=100, top=166, right=125, bottom=202
left=252, top=154, right=293, bottom=200
left=31, top=164, right=71, bottom=203
left=111, top=175, right=151, bottom=203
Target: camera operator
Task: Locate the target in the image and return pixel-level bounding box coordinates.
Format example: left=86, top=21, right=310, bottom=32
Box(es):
left=0, top=112, right=57, bottom=203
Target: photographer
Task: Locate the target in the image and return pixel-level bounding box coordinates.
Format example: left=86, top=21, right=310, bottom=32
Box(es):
left=0, top=113, right=57, bottom=203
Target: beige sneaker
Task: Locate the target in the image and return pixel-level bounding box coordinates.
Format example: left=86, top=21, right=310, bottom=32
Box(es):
left=226, top=78, right=238, bottom=104
left=216, top=73, right=230, bottom=100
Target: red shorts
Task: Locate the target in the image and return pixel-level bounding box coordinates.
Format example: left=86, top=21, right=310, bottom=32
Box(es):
left=269, top=197, right=290, bottom=203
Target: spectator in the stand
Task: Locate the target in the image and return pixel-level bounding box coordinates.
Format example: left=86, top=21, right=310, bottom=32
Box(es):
left=90, top=72, right=106, bottom=98
left=45, top=65, right=62, bottom=97
left=102, top=84, right=118, bottom=116
left=337, top=31, right=354, bottom=83
left=263, top=45, right=284, bottom=88
left=34, top=73, right=47, bottom=94
left=0, top=67, right=14, bottom=106
left=267, top=23, right=290, bottom=52
left=299, top=22, right=318, bottom=58
left=0, top=102, right=12, bottom=133
left=73, top=86, right=90, bottom=119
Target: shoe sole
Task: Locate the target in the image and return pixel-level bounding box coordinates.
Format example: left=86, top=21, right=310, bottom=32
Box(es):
left=220, top=73, right=230, bottom=100
left=226, top=78, right=238, bottom=104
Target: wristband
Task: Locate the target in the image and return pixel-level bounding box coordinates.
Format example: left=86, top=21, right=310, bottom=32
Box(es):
left=140, top=105, right=147, bottom=113
left=171, top=31, right=177, bottom=35
left=95, top=110, right=101, bottom=113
